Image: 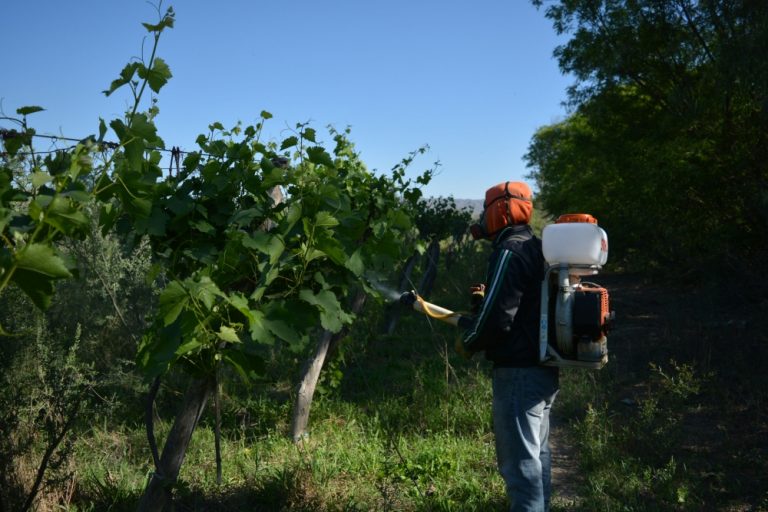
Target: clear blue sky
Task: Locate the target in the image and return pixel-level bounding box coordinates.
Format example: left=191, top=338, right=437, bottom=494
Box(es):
left=1, top=1, right=572, bottom=200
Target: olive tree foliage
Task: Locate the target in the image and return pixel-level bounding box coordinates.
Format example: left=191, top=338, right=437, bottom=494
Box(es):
left=526, top=0, right=768, bottom=270
left=0, top=324, right=96, bottom=512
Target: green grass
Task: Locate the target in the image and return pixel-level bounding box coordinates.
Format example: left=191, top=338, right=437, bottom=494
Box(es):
left=68, top=343, right=507, bottom=511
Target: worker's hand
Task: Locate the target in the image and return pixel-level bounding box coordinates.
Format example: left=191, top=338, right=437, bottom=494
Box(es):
left=469, top=283, right=485, bottom=312
left=469, top=283, right=486, bottom=294
left=454, top=334, right=473, bottom=360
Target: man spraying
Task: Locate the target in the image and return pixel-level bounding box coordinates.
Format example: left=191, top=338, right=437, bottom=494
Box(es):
left=401, top=181, right=613, bottom=510
left=460, top=181, right=559, bottom=512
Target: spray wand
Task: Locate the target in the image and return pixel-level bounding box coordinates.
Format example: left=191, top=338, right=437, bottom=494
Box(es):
left=398, top=291, right=465, bottom=327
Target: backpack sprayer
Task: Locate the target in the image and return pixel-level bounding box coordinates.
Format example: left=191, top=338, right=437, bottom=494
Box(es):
left=538, top=213, right=612, bottom=368
left=399, top=213, right=613, bottom=369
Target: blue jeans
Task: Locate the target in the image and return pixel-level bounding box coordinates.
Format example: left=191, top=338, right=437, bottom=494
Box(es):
left=492, top=366, right=559, bottom=512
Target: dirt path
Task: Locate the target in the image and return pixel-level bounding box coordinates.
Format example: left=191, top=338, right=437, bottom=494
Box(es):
left=550, top=422, right=582, bottom=509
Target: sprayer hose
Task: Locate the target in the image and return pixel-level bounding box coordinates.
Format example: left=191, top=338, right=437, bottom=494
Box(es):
left=415, top=295, right=461, bottom=321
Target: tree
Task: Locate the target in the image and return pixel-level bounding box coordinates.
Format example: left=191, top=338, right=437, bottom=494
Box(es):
left=287, top=142, right=436, bottom=442
left=528, top=0, right=768, bottom=269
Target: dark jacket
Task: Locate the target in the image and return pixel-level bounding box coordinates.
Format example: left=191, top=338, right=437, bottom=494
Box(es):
left=460, top=224, right=547, bottom=367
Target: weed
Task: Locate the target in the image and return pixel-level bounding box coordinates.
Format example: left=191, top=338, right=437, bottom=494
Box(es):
left=569, top=360, right=710, bottom=511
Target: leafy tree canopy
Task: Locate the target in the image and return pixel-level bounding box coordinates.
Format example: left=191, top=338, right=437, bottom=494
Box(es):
left=527, top=0, right=768, bottom=271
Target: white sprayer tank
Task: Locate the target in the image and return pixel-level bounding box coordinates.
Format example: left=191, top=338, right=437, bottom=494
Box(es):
left=542, top=219, right=608, bottom=267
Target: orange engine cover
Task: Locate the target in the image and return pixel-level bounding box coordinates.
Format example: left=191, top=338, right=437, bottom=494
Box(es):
left=573, top=285, right=611, bottom=340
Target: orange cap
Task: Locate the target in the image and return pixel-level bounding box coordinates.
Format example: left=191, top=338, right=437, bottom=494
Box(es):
left=555, top=213, right=597, bottom=224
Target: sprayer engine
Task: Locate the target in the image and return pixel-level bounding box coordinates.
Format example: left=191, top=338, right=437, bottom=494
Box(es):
left=573, top=284, right=611, bottom=343
left=539, top=214, right=613, bottom=368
